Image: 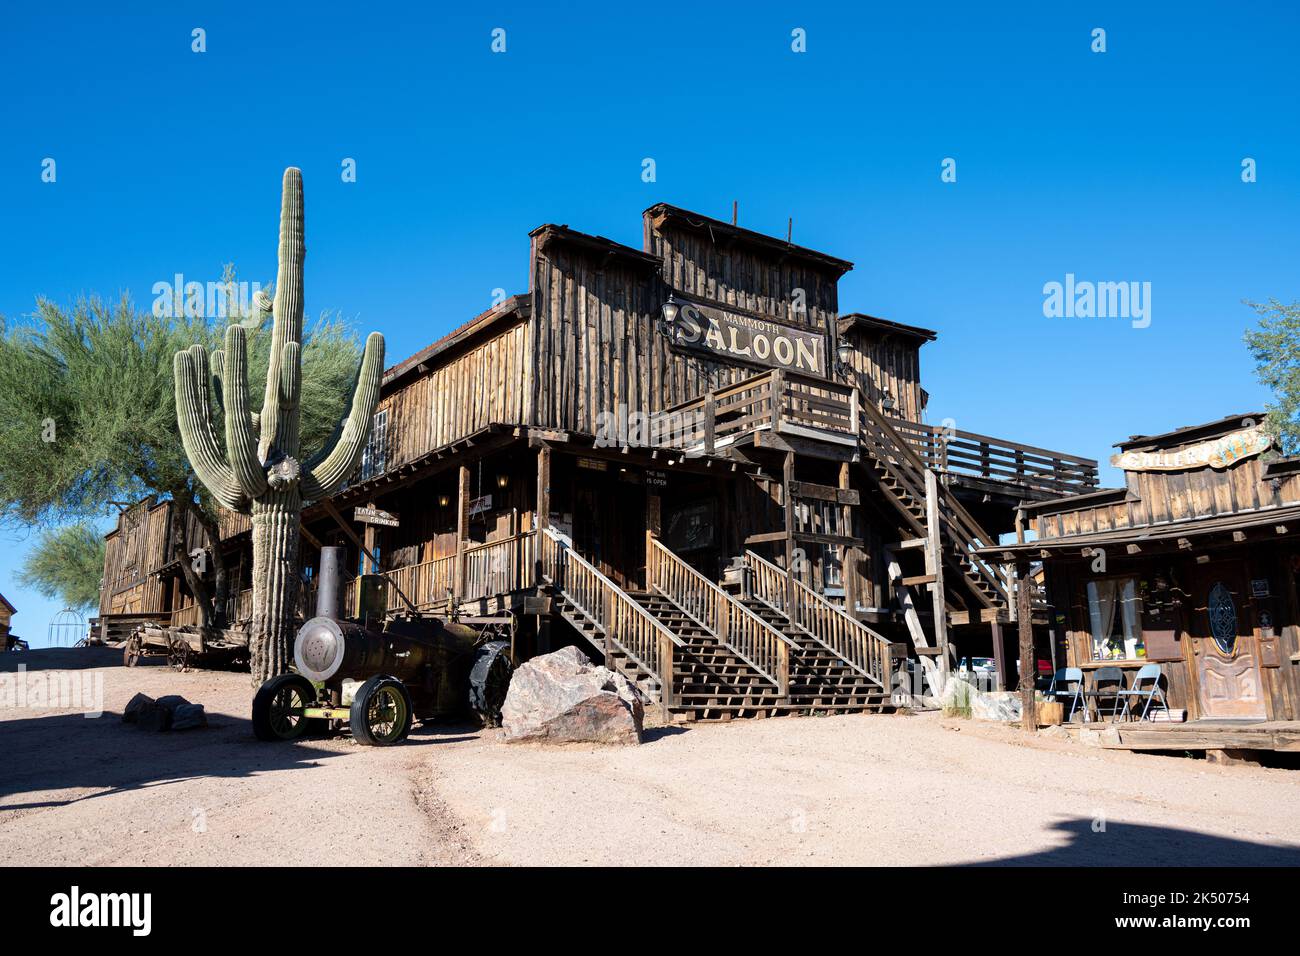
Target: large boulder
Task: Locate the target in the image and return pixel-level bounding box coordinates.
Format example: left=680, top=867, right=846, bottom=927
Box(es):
left=501, top=646, right=648, bottom=745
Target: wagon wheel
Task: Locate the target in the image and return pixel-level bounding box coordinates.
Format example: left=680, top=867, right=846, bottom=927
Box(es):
left=251, top=673, right=323, bottom=742
left=168, top=640, right=192, bottom=672
left=123, top=634, right=142, bottom=668
left=350, top=676, right=413, bottom=746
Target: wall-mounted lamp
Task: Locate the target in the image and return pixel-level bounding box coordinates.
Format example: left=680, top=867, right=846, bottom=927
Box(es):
left=658, top=294, right=683, bottom=345
left=496, top=474, right=509, bottom=490
left=880, top=387, right=896, bottom=412
left=437, top=493, right=450, bottom=508
left=834, top=339, right=853, bottom=378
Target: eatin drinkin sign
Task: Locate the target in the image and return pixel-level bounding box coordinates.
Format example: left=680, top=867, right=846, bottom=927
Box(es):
left=672, top=296, right=825, bottom=375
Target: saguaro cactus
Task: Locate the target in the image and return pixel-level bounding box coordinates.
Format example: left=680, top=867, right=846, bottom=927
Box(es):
left=174, top=167, right=385, bottom=684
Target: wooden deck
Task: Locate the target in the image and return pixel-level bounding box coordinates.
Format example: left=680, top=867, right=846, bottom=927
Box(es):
left=1088, top=719, right=1300, bottom=753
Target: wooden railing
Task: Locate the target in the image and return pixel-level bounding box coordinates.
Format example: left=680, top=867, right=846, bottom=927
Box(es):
left=886, top=418, right=1099, bottom=496
left=646, top=533, right=792, bottom=694
left=655, top=369, right=856, bottom=456
left=335, top=532, right=534, bottom=617
left=169, top=603, right=202, bottom=628
left=464, top=532, right=536, bottom=603
left=858, top=397, right=1010, bottom=606
left=745, top=550, right=893, bottom=687
left=540, top=527, right=683, bottom=702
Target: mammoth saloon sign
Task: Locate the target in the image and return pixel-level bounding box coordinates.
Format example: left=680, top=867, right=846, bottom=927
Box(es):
left=1110, top=425, right=1273, bottom=472
left=670, top=296, right=826, bottom=375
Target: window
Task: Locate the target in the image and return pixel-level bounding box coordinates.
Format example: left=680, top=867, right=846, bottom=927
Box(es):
left=1086, top=577, right=1145, bottom=660
left=359, top=409, right=389, bottom=481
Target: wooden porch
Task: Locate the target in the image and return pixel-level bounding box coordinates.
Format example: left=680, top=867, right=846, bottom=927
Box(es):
left=1087, top=719, right=1300, bottom=754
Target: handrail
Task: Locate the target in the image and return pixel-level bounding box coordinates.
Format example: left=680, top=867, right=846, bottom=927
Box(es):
left=646, top=533, right=792, bottom=695
left=540, top=527, right=682, bottom=703
left=857, top=397, right=1010, bottom=608
left=745, top=550, right=893, bottom=687
left=885, top=417, right=1099, bottom=493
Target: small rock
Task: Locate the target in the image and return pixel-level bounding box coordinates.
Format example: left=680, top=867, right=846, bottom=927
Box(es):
left=123, top=693, right=155, bottom=724
left=171, top=703, right=207, bottom=731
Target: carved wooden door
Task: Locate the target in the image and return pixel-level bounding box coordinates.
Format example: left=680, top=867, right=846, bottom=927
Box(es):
left=1189, top=564, right=1266, bottom=719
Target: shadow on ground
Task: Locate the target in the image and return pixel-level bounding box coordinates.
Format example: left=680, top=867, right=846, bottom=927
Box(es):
left=0, top=707, right=481, bottom=808
left=965, top=818, right=1300, bottom=866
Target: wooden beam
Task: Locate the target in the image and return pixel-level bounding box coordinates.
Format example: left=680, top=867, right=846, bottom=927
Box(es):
left=1016, top=559, right=1036, bottom=731
left=455, top=464, right=471, bottom=599
left=924, top=470, right=950, bottom=683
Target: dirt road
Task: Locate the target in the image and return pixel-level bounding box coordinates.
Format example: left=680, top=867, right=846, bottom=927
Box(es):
left=3, top=649, right=1298, bottom=866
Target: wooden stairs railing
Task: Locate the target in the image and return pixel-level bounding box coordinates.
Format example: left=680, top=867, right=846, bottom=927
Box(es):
left=743, top=550, right=894, bottom=689
left=646, top=532, right=793, bottom=696
left=539, top=527, right=684, bottom=704
left=855, top=397, right=1010, bottom=614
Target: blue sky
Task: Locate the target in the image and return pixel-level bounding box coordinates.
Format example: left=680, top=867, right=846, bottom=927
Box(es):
left=1, top=1, right=1297, bottom=644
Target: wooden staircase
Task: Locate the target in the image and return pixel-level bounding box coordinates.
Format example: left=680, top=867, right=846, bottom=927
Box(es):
left=740, top=596, right=891, bottom=713
left=856, top=398, right=1009, bottom=621
left=539, top=527, right=894, bottom=721
left=634, top=591, right=784, bottom=720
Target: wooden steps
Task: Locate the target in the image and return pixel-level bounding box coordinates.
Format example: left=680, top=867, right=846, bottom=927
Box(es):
left=739, top=597, right=890, bottom=715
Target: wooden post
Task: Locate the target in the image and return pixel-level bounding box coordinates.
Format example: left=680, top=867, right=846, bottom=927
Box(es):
left=455, top=464, right=470, bottom=601
left=839, top=460, right=857, bottom=614
left=990, top=620, right=1006, bottom=692
left=362, top=502, right=378, bottom=574
left=536, top=445, right=552, bottom=534
left=1016, top=559, right=1036, bottom=731
left=924, top=469, right=950, bottom=683
left=783, top=450, right=797, bottom=616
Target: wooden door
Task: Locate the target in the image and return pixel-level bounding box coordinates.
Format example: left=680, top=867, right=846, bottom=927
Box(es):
left=1189, top=564, right=1267, bottom=719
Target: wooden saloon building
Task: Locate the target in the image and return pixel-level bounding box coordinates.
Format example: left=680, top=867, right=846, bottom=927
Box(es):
left=100, top=202, right=1101, bottom=718
left=983, top=415, right=1300, bottom=751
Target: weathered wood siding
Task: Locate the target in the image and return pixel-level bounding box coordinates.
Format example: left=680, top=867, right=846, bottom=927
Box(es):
left=529, top=219, right=845, bottom=437
left=100, top=499, right=171, bottom=615
left=842, top=327, right=926, bottom=423
left=1033, top=457, right=1300, bottom=540
left=647, top=215, right=840, bottom=333
left=377, top=315, right=532, bottom=468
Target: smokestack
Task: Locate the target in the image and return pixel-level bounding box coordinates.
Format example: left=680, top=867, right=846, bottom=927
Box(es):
left=316, top=546, right=343, bottom=619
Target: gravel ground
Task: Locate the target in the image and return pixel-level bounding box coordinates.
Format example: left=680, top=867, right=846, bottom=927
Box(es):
left=3, top=648, right=1299, bottom=866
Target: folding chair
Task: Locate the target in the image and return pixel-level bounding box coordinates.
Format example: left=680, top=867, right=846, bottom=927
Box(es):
left=1115, top=663, right=1169, bottom=722
left=1048, top=667, right=1085, bottom=721
left=1082, top=666, right=1125, bottom=723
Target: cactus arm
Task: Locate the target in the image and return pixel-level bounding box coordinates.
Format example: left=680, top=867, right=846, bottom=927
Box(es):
left=174, top=345, right=249, bottom=513
left=221, top=324, right=268, bottom=499
left=260, top=167, right=306, bottom=452
left=300, top=332, right=385, bottom=501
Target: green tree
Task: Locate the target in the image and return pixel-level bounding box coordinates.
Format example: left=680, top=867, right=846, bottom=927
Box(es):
left=1244, top=298, right=1300, bottom=455
left=0, top=270, right=365, bottom=627
left=17, top=523, right=106, bottom=611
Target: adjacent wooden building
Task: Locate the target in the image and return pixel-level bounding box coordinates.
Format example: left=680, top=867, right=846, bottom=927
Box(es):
left=984, top=414, right=1300, bottom=739
left=104, top=202, right=1101, bottom=718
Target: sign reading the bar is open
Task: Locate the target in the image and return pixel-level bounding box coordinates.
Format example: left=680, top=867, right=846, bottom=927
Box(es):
left=673, top=296, right=826, bottom=376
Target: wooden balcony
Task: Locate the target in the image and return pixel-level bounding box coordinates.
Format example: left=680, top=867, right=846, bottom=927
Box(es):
left=656, top=369, right=857, bottom=457
left=885, top=418, right=1099, bottom=498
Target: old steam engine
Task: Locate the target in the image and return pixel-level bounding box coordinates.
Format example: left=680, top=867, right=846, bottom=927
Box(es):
left=252, top=547, right=514, bottom=745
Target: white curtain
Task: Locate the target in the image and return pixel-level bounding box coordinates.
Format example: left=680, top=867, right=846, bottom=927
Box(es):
left=1087, top=580, right=1119, bottom=658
